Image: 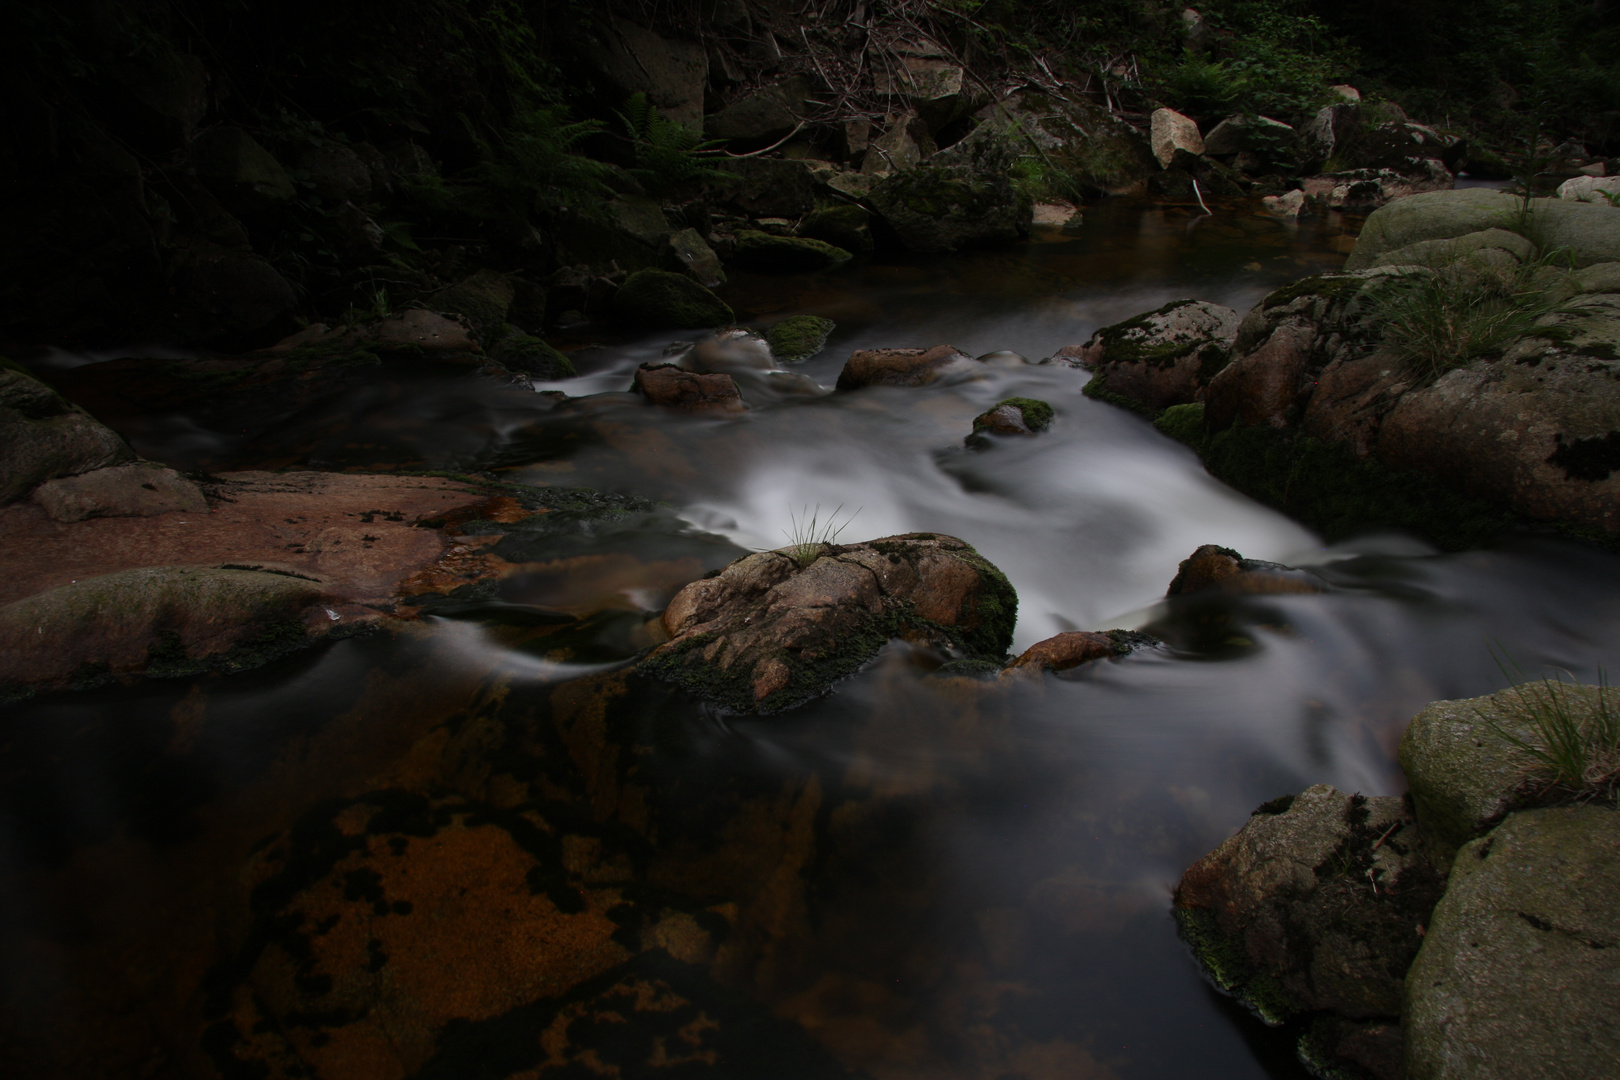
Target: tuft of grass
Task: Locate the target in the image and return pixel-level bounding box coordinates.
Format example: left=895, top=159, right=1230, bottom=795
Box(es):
left=1371, top=249, right=1580, bottom=380
left=781, top=503, right=859, bottom=567
left=1483, top=655, right=1620, bottom=805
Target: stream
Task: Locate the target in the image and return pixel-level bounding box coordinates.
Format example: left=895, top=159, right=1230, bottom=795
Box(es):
left=6, top=198, right=1620, bottom=1079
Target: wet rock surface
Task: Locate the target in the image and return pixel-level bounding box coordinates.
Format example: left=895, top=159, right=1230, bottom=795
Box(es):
left=1006, top=629, right=1157, bottom=673
left=0, top=364, right=136, bottom=504
left=31, top=461, right=206, bottom=522
left=1166, top=544, right=1326, bottom=598
left=633, top=363, right=747, bottom=413
left=836, top=344, right=982, bottom=390
left=1175, top=785, right=1443, bottom=1076
left=642, top=534, right=1017, bottom=713
left=1404, top=805, right=1620, bottom=1080
left=1071, top=299, right=1240, bottom=415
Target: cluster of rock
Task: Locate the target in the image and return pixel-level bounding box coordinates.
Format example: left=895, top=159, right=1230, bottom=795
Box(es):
left=1175, top=685, right=1620, bottom=1079
left=1070, top=187, right=1620, bottom=547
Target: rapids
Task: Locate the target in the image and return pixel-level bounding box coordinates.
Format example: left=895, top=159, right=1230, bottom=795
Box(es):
left=5, top=199, right=1619, bottom=1079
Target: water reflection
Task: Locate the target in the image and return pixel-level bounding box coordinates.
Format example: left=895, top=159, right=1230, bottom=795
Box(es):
left=6, top=199, right=1620, bottom=1079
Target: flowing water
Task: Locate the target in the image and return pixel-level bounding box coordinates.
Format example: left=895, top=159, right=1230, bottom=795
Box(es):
left=6, top=199, right=1620, bottom=1079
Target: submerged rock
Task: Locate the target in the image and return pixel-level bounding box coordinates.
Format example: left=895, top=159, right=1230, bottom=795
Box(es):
left=1006, top=629, right=1156, bottom=673
left=1174, top=785, right=1443, bottom=1027
left=836, top=344, right=983, bottom=390
left=1072, top=299, right=1240, bottom=415
left=1404, top=805, right=1620, bottom=1080
left=642, top=533, right=1017, bottom=713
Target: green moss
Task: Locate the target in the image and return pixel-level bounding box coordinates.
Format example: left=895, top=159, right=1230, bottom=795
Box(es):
left=611, top=269, right=733, bottom=330
left=1081, top=369, right=1157, bottom=417
left=1173, top=906, right=1300, bottom=1025
left=1202, top=423, right=1515, bottom=550
left=972, top=397, right=1055, bottom=434
left=730, top=231, right=851, bottom=273
left=797, top=204, right=874, bottom=255
left=1154, top=402, right=1208, bottom=449
left=492, top=333, right=575, bottom=379
left=1261, top=273, right=1369, bottom=310
left=764, top=315, right=836, bottom=363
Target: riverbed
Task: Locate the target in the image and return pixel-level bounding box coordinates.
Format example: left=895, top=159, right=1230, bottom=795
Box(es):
left=5, top=198, right=1619, bottom=1079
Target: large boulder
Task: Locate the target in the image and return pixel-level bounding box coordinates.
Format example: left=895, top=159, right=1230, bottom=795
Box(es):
left=1404, top=806, right=1620, bottom=1080
left=869, top=164, right=1031, bottom=253
left=729, top=230, right=852, bottom=272
left=0, top=566, right=331, bottom=695
left=581, top=18, right=707, bottom=129
left=1150, top=108, right=1205, bottom=168
left=1203, top=114, right=1297, bottom=159
left=1345, top=189, right=1620, bottom=271
left=166, top=240, right=298, bottom=343
left=1070, top=299, right=1240, bottom=415
left=190, top=126, right=296, bottom=214
left=716, top=157, right=824, bottom=217
left=31, top=461, right=206, bottom=522
left=1175, top=785, right=1443, bottom=1041
left=705, top=76, right=812, bottom=144
left=933, top=90, right=1155, bottom=197
left=0, top=363, right=136, bottom=504
left=641, top=534, right=1017, bottom=713
left=1398, top=683, right=1616, bottom=868
left=612, top=269, right=734, bottom=329
left=555, top=197, right=675, bottom=272
left=836, top=344, right=984, bottom=390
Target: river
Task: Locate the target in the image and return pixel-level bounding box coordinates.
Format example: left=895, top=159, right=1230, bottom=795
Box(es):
left=5, top=198, right=1619, bottom=1079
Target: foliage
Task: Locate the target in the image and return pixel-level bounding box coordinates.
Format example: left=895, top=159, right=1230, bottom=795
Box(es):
left=475, top=106, right=613, bottom=212
left=1155, top=1, right=1354, bottom=120
left=781, top=503, right=860, bottom=567
left=1484, top=655, right=1620, bottom=804
left=1370, top=249, right=1580, bottom=379
left=616, top=93, right=734, bottom=196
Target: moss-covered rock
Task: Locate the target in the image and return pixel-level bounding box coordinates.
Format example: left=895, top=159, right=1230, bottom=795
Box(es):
left=1153, top=402, right=1208, bottom=448
left=1075, top=299, right=1240, bottom=415
left=1174, top=785, right=1443, bottom=1026
left=642, top=533, right=1017, bottom=713
left=0, top=566, right=329, bottom=697
left=429, top=269, right=515, bottom=341
left=1346, top=189, right=1620, bottom=271
left=729, top=230, right=852, bottom=273
left=1404, top=805, right=1620, bottom=1080
left=869, top=165, right=1032, bottom=254
left=965, top=397, right=1054, bottom=447
left=492, top=333, right=576, bottom=379
left=797, top=204, right=875, bottom=255
left=611, top=269, right=734, bottom=329
left=765, top=315, right=836, bottom=364
left=0, top=363, right=137, bottom=504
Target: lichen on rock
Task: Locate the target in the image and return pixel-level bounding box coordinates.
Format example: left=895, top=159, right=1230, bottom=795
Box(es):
left=641, top=533, right=1017, bottom=713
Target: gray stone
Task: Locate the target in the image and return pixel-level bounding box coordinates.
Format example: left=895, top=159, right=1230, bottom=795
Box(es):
left=1150, top=108, right=1204, bottom=168
left=869, top=165, right=1031, bottom=254
left=1203, top=114, right=1295, bottom=157
left=662, top=227, right=725, bottom=287
left=32, top=462, right=207, bottom=522
left=1075, top=299, right=1241, bottom=415
left=1557, top=175, right=1620, bottom=203
left=0, top=365, right=136, bottom=504
left=583, top=18, right=707, bottom=129
left=1357, top=228, right=1537, bottom=272
left=1404, top=806, right=1620, bottom=1080
left=1573, top=262, right=1620, bottom=293
left=1174, top=785, right=1442, bottom=1024
left=642, top=533, right=1016, bottom=713
left=1346, top=189, right=1620, bottom=271
left=861, top=113, right=933, bottom=176
left=190, top=126, right=296, bottom=211
left=1398, top=685, right=1616, bottom=868
left=705, top=78, right=810, bottom=143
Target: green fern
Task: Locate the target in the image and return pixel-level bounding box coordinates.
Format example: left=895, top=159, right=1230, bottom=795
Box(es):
left=616, top=92, right=735, bottom=195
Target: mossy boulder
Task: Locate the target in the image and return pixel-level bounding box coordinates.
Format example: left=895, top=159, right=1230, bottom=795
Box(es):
left=1398, top=684, right=1616, bottom=868
left=965, top=397, right=1054, bottom=448
left=642, top=533, right=1017, bottom=713
left=429, top=269, right=515, bottom=341
left=797, top=204, right=875, bottom=256
left=0, top=566, right=329, bottom=696
left=1404, top=805, right=1620, bottom=1080
left=729, top=230, right=851, bottom=273
left=555, top=197, right=675, bottom=273
left=1174, top=785, right=1443, bottom=1025
left=765, top=315, right=836, bottom=364
left=611, top=269, right=733, bottom=330
left=492, top=333, right=576, bottom=379
left=869, top=165, right=1032, bottom=254
left=0, top=362, right=136, bottom=504
left=1073, top=299, right=1240, bottom=415
left=189, top=126, right=295, bottom=214
left=1346, top=189, right=1620, bottom=271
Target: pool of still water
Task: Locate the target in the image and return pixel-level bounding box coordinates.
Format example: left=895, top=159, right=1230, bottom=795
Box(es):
left=5, top=197, right=1620, bottom=1079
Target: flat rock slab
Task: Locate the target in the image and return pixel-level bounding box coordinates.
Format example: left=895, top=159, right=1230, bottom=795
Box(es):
left=32, top=461, right=207, bottom=522
left=642, top=533, right=1017, bottom=713
left=0, top=471, right=490, bottom=609
left=1405, top=805, right=1620, bottom=1080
